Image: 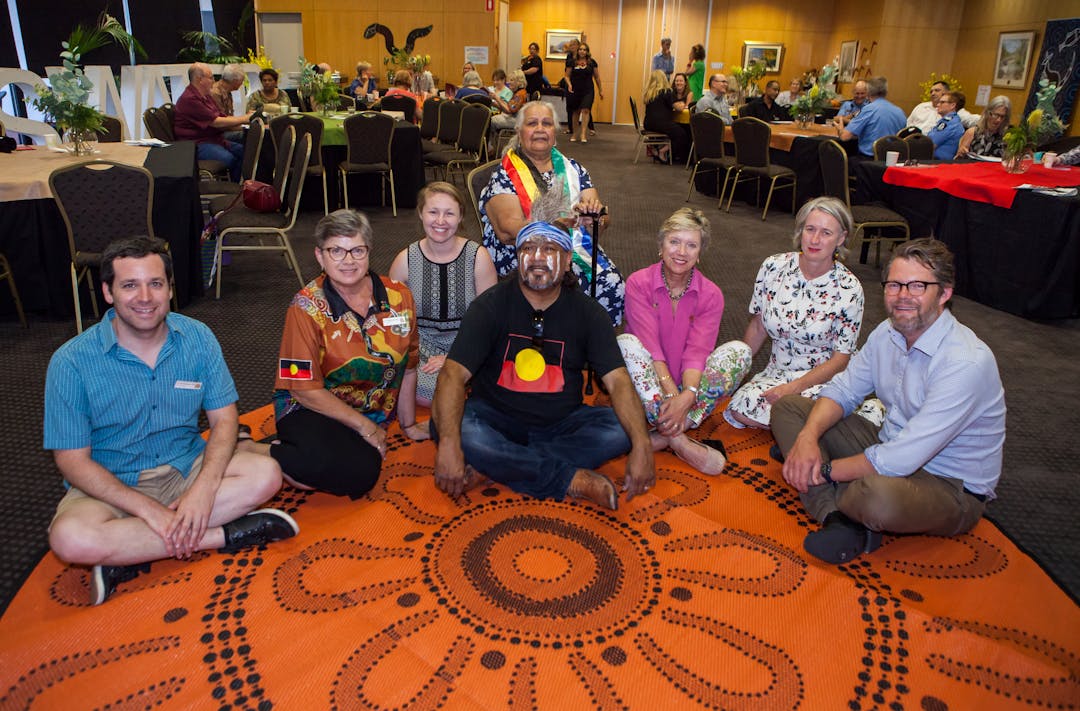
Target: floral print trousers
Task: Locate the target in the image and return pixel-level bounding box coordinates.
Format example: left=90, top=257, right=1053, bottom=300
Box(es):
left=618, top=334, right=752, bottom=428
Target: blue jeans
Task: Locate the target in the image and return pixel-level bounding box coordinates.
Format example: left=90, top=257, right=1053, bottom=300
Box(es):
left=196, top=140, right=244, bottom=182
left=436, top=398, right=631, bottom=500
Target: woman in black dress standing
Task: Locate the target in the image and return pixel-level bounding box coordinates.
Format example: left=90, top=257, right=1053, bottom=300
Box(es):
left=522, top=42, right=544, bottom=96
left=567, top=43, right=602, bottom=143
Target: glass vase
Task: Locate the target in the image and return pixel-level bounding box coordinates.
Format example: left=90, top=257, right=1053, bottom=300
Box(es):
left=64, top=127, right=96, bottom=156
left=1002, top=146, right=1033, bottom=174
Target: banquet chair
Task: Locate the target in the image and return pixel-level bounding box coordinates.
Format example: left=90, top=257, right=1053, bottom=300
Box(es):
left=425, top=104, right=490, bottom=184
left=269, top=113, right=328, bottom=213
left=819, top=139, right=909, bottom=266
left=629, top=96, right=671, bottom=164
left=340, top=112, right=397, bottom=216
left=0, top=252, right=27, bottom=327
left=686, top=111, right=738, bottom=206
left=726, top=117, right=796, bottom=220
left=433, top=99, right=466, bottom=149
left=904, top=133, right=935, bottom=161
left=379, top=95, right=418, bottom=121
left=98, top=115, right=123, bottom=142
left=200, top=120, right=266, bottom=199
left=209, top=125, right=294, bottom=216
left=461, top=93, right=493, bottom=108
left=872, top=135, right=908, bottom=162
left=49, top=160, right=177, bottom=333
left=337, top=93, right=357, bottom=111
left=213, top=133, right=311, bottom=298
left=467, top=159, right=501, bottom=231
left=419, top=97, right=444, bottom=150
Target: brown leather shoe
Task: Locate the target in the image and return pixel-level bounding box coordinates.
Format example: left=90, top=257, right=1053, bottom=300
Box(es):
left=669, top=434, right=727, bottom=475
left=567, top=469, right=618, bottom=510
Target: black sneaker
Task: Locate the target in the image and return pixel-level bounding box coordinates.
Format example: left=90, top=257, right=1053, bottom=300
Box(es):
left=220, top=508, right=299, bottom=553
left=90, top=562, right=150, bottom=606
left=803, top=512, right=882, bottom=564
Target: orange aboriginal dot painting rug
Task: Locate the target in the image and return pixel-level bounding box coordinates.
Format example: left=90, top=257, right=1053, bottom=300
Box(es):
left=2, top=404, right=1078, bottom=710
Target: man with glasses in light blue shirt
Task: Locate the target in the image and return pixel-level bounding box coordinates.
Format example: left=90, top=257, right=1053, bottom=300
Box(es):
left=771, top=238, right=1006, bottom=565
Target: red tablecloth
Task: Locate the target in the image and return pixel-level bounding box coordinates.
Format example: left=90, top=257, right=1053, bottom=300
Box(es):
left=883, top=161, right=1080, bottom=209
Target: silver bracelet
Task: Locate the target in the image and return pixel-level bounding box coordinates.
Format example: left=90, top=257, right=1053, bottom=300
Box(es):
left=686, top=385, right=700, bottom=395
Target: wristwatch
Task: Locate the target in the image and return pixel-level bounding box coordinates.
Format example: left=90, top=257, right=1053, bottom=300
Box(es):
left=820, top=461, right=834, bottom=484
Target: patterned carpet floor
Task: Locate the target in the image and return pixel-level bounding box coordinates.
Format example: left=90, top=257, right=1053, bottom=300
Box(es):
left=2, top=404, right=1077, bottom=710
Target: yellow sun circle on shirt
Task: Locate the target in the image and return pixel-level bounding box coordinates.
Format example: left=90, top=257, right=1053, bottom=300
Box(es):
left=514, top=348, right=545, bottom=381
left=289, top=364, right=299, bottom=375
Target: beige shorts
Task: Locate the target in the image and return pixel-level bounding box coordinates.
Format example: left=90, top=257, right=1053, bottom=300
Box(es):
left=52, top=454, right=205, bottom=524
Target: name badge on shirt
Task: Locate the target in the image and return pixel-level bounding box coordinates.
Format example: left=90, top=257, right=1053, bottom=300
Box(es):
left=175, top=380, right=202, bottom=390
left=383, top=315, right=407, bottom=328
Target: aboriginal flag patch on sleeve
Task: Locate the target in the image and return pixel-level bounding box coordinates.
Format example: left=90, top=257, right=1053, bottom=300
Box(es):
left=279, top=359, right=313, bottom=380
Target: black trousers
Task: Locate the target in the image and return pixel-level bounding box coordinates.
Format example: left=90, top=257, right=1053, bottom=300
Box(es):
left=271, top=408, right=383, bottom=499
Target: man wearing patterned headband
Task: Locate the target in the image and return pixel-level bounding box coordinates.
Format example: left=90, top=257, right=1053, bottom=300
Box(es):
left=431, top=221, right=654, bottom=510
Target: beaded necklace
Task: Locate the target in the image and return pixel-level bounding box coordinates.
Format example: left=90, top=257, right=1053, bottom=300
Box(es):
left=662, top=266, right=693, bottom=302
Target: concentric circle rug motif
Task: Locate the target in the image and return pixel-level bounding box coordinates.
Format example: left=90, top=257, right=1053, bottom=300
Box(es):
left=2, top=404, right=1078, bottom=709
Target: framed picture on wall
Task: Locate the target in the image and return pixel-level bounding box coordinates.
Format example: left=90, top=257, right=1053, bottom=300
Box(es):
left=546, top=30, right=582, bottom=60
left=742, top=42, right=784, bottom=73
left=993, top=30, right=1036, bottom=88
left=838, top=40, right=859, bottom=83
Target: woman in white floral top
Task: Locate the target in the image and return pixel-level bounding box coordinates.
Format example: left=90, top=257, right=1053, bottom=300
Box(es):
left=725, top=197, right=884, bottom=429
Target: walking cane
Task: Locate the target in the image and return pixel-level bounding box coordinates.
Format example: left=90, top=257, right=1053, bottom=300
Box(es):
left=580, top=205, right=607, bottom=395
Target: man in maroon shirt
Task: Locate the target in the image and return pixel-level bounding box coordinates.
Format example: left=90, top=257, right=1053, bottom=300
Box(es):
left=174, top=63, right=252, bottom=181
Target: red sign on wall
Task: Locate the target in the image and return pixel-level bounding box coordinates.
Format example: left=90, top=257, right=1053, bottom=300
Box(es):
left=486, top=0, right=494, bottom=10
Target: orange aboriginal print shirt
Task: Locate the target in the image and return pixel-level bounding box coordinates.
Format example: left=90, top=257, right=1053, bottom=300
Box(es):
left=273, top=272, right=418, bottom=426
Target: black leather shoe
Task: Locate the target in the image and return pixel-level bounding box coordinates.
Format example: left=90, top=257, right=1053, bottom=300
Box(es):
left=803, top=512, right=882, bottom=564
left=221, top=508, right=299, bottom=553
left=91, top=562, right=150, bottom=605
left=769, top=444, right=785, bottom=463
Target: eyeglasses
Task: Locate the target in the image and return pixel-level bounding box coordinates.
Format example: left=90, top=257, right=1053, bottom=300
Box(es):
left=321, top=245, right=369, bottom=261
left=989, top=112, right=1008, bottom=120
left=882, top=280, right=940, bottom=295
left=531, top=309, right=545, bottom=349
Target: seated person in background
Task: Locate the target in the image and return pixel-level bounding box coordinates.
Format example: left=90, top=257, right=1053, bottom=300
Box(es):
left=240, top=210, right=429, bottom=499
left=836, top=80, right=868, bottom=125
left=210, top=64, right=244, bottom=117
left=772, top=238, right=1006, bottom=565
left=413, top=66, right=436, bottom=103
left=1044, top=143, right=1080, bottom=167
left=348, top=61, right=378, bottom=99
left=670, top=72, right=693, bottom=109
left=479, top=100, right=624, bottom=325
left=836, top=76, right=906, bottom=157
left=956, top=95, right=1011, bottom=158
left=246, top=67, right=292, bottom=114
left=211, top=63, right=245, bottom=143
left=431, top=216, right=655, bottom=511
left=642, top=70, right=690, bottom=164
left=725, top=197, right=883, bottom=431
left=619, top=208, right=751, bottom=475
left=388, top=182, right=497, bottom=409
left=462, top=62, right=476, bottom=77
left=776, top=77, right=803, bottom=107
left=927, top=91, right=966, bottom=159
left=695, top=73, right=733, bottom=123
left=491, top=69, right=529, bottom=131
left=383, top=69, right=423, bottom=122
left=491, top=68, right=514, bottom=103
left=174, top=62, right=252, bottom=182
left=456, top=71, right=488, bottom=100
left=743, top=80, right=791, bottom=122
left=906, top=79, right=977, bottom=133
left=45, top=237, right=297, bottom=605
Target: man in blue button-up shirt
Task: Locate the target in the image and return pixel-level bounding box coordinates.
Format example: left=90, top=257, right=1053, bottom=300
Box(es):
left=771, top=238, right=1006, bottom=564
left=44, top=237, right=299, bottom=604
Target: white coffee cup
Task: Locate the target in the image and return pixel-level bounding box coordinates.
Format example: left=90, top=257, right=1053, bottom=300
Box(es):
left=885, top=150, right=900, bottom=167
left=1042, top=152, right=1058, bottom=168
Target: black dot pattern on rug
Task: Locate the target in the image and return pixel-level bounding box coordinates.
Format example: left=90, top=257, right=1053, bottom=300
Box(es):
left=481, top=650, right=505, bottom=670
left=164, top=607, right=188, bottom=623
left=920, top=696, right=948, bottom=711
left=670, top=587, right=692, bottom=601
left=601, top=646, right=626, bottom=665
left=198, top=553, right=269, bottom=709
left=398, top=592, right=420, bottom=607
left=422, top=499, right=657, bottom=648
